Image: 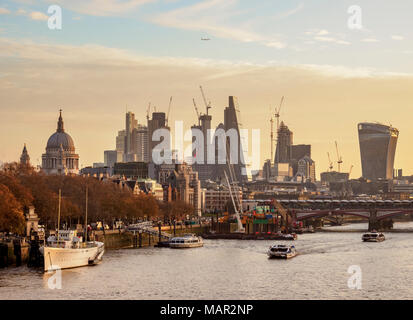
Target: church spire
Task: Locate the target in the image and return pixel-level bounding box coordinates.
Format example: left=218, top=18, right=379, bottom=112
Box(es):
left=57, top=109, right=64, bottom=133
left=20, top=143, right=30, bottom=165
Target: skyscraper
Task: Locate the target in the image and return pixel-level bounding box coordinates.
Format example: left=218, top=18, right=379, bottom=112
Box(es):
left=223, top=96, right=246, bottom=183
left=358, top=122, right=399, bottom=180
left=190, top=96, right=246, bottom=184
left=135, top=124, right=149, bottom=162
left=274, top=121, right=293, bottom=164
left=148, top=112, right=170, bottom=163
left=191, top=113, right=212, bottom=182
left=125, top=111, right=138, bottom=157
left=114, top=112, right=149, bottom=163
left=116, top=130, right=126, bottom=155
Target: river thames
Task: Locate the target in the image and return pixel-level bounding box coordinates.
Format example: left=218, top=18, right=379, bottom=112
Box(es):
left=1, top=222, right=413, bottom=300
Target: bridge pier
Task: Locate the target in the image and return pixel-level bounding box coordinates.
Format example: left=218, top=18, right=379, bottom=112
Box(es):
left=368, top=210, right=394, bottom=231
left=368, top=210, right=378, bottom=231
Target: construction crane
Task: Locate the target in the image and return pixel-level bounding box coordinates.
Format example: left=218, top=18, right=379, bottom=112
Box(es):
left=166, top=96, right=172, bottom=126
left=274, top=96, right=284, bottom=134
left=199, top=85, right=211, bottom=115
left=270, top=108, right=274, bottom=163
left=274, top=96, right=284, bottom=163
left=335, top=141, right=343, bottom=172
left=224, top=171, right=244, bottom=233
left=327, top=152, right=334, bottom=171
left=146, top=102, right=151, bottom=121
left=192, top=98, right=200, bottom=126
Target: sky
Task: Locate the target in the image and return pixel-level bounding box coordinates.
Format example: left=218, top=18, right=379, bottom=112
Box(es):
left=1, top=0, right=413, bottom=178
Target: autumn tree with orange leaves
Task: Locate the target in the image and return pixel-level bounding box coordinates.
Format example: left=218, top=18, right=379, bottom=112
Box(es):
left=0, top=184, right=25, bottom=233
left=0, top=162, right=161, bottom=232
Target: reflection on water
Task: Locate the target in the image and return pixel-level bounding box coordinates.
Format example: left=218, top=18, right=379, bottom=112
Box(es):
left=1, top=222, right=413, bottom=300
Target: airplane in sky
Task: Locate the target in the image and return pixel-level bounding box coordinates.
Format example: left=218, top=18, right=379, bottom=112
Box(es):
left=201, top=38, right=211, bottom=41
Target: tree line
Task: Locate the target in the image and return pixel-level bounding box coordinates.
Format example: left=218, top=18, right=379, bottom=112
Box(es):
left=0, top=163, right=194, bottom=234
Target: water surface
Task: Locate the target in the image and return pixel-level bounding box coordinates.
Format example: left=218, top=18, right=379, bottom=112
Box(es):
left=1, top=223, right=413, bottom=299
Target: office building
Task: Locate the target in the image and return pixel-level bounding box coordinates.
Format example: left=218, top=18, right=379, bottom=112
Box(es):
left=358, top=123, right=399, bottom=180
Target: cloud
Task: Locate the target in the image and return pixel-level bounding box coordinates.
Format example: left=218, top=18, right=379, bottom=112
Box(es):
left=314, top=36, right=350, bottom=45
left=266, top=41, right=286, bottom=49
left=14, top=8, right=49, bottom=21
left=317, top=30, right=329, bottom=36
left=362, top=38, right=379, bottom=43
left=29, top=11, right=48, bottom=21
left=0, top=37, right=410, bottom=79
left=150, top=0, right=286, bottom=48
left=305, top=29, right=329, bottom=36
left=16, top=8, right=27, bottom=15
left=391, top=35, right=404, bottom=41
left=0, top=8, right=11, bottom=14
left=44, top=0, right=155, bottom=16
left=276, top=2, right=304, bottom=19
left=296, top=63, right=410, bottom=78
left=305, top=29, right=350, bottom=45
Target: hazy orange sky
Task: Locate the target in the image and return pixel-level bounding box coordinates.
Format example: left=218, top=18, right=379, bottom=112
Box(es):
left=1, top=1, right=413, bottom=179
left=1, top=38, right=413, bottom=179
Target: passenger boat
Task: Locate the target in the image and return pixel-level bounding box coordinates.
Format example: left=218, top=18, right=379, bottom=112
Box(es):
left=169, top=234, right=204, bottom=248
left=282, top=233, right=297, bottom=240
left=40, top=230, right=104, bottom=271
left=267, top=244, right=297, bottom=259
left=362, top=231, right=385, bottom=242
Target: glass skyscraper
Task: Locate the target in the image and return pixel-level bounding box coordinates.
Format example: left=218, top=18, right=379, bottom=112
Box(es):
left=358, top=122, right=399, bottom=180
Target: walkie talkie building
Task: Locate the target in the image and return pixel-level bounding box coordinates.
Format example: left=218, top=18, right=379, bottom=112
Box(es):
left=358, top=123, right=399, bottom=180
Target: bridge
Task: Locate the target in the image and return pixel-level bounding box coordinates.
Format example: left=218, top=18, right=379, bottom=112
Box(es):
left=248, top=199, right=413, bottom=231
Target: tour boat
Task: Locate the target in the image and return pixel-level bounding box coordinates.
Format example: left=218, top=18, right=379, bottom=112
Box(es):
left=362, top=232, right=385, bottom=242
left=272, top=233, right=297, bottom=240
left=40, top=230, right=104, bottom=271
left=169, top=234, right=204, bottom=249
left=282, top=233, right=297, bottom=240
left=267, top=244, right=297, bottom=259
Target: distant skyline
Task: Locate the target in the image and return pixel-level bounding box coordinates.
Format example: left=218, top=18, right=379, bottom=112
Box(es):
left=1, top=0, right=413, bottom=178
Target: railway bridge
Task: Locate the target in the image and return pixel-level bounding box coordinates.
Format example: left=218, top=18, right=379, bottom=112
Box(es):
left=248, top=199, right=413, bottom=231
left=280, top=199, right=413, bottom=231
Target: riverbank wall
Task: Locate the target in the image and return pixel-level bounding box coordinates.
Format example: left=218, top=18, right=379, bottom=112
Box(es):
left=0, top=239, right=30, bottom=268
left=95, top=224, right=210, bottom=249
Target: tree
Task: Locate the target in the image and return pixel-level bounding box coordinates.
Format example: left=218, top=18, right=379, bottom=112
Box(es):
left=158, top=199, right=197, bottom=221
left=0, top=184, right=25, bottom=234
left=135, top=193, right=159, bottom=218
left=0, top=173, right=33, bottom=207
left=0, top=162, right=164, bottom=228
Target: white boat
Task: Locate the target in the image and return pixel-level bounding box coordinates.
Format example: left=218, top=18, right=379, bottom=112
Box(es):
left=169, top=234, right=204, bottom=248
left=362, top=232, right=385, bottom=242
left=40, top=230, right=104, bottom=271
left=267, top=244, right=297, bottom=259
left=40, top=188, right=104, bottom=272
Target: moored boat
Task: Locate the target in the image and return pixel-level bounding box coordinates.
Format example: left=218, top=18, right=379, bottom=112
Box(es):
left=169, top=234, right=203, bottom=248
left=40, top=230, right=104, bottom=271
left=267, top=244, right=297, bottom=259
left=362, top=232, right=385, bottom=242
left=40, top=187, right=104, bottom=272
